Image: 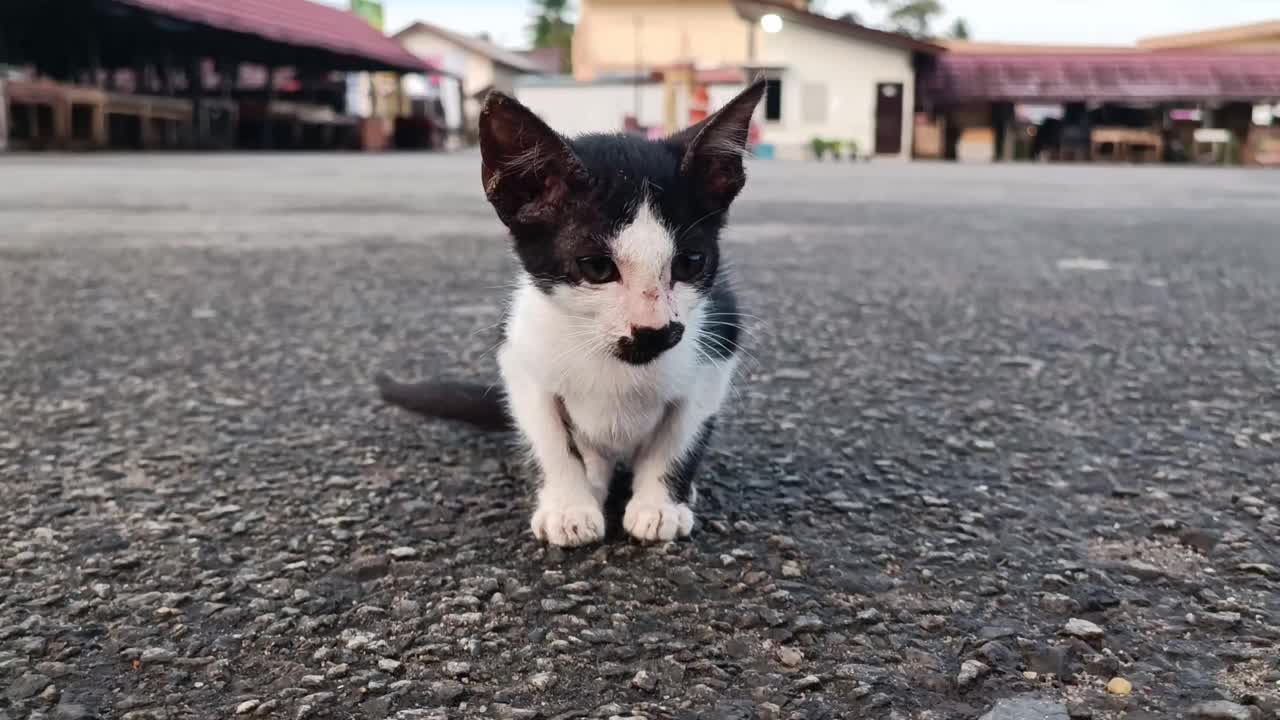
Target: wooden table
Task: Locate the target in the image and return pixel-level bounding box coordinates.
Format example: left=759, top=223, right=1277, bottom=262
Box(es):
left=5, top=79, right=82, bottom=149
left=1245, top=127, right=1280, bottom=168
left=5, top=79, right=192, bottom=150
left=103, top=91, right=193, bottom=149
left=1090, top=127, right=1163, bottom=164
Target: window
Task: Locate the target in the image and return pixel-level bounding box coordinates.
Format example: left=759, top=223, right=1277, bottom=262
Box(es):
left=801, top=83, right=827, bottom=124
left=764, top=78, right=783, bottom=122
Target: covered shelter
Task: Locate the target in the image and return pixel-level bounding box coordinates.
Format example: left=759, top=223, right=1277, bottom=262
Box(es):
left=0, top=0, right=447, bottom=150
left=921, top=49, right=1280, bottom=164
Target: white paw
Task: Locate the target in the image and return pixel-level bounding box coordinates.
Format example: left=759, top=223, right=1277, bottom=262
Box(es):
left=531, top=502, right=606, bottom=547
left=623, top=500, right=694, bottom=542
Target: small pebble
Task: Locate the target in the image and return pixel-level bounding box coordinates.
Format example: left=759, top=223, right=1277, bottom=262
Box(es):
left=796, top=674, right=821, bottom=690
left=1106, top=677, right=1132, bottom=695
left=794, top=615, right=824, bottom=633
left=957, top=659, right=989, bottom=686
left=856, top=608, right=883, bottom=623
left=1062, top=618, right=1105, bottom=640
left=777, top=647, right=804, bottom=667
left=527, top=671, right=557, bottom=692
left=631, top=669, right=657, bottom=692
left=1188, top=701, right=1257, bottom=720
left=140, top=648, right=176, bottom=664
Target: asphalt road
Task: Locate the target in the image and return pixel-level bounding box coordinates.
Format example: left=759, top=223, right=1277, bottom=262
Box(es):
left=1, top=154, right=1278, bottom=720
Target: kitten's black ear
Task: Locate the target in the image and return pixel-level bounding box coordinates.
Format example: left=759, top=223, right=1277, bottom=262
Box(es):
left=479, top=92, right=587, bottom=228
left=671, top=77, right=767, bottom=209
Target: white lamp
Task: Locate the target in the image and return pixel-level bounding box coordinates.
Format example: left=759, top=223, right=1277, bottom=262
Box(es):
left=760, top=13, right=783, bottom=33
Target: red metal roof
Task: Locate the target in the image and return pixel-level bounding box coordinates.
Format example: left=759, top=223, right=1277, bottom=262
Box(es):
left=112, top=0, right=431, bottom=72
left=928, top=52, right=1280, bottom=103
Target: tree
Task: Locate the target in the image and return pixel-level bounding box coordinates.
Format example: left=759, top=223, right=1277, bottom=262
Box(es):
left=948, top=17, right=971, bottom=39
left=871, top=0, right=944, bottom=39
left=837, top=11, right=862, bottom=24
left=530, top=0, right=574, bottom=70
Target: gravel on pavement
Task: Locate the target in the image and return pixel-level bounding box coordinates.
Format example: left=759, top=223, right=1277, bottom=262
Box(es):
left=1, top=155, right=1278, bottom=719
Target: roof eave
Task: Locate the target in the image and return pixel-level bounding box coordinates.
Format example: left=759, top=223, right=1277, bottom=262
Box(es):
left=732, top=0, right=946, bottom=55
left=392, top=21, right=544, bottom=75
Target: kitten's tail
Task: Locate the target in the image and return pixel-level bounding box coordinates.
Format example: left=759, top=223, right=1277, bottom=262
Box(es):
left=374, top=372, right=513, bottom=432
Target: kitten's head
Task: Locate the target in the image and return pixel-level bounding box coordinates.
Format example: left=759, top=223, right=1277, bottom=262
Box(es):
left=478, top=80, right=765, bottom=365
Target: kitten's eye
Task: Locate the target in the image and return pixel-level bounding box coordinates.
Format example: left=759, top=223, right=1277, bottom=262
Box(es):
left=576, top=256, right=618, bottom=284
left=671, top=251, right=706, bottom=282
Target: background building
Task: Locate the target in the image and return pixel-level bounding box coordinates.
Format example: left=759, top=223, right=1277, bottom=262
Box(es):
left=1137, top=20, right=1280, bottom=52
left=522, top=0, right=939, bottom=160
left=572, top=0, right=808, bottom=82
left=395, top=21, right=546, bottom=139
left=0, top=0, right=443, bottom=151
left=740, top=1, right=942, bottom=160
left=925, top=21, right=1280, bottom=165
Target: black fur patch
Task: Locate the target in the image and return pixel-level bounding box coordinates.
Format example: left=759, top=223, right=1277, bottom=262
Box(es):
left=375, top=373, right=511, bottom=431
left=554, top=395, right=583, bottom=465
left=478, top=81, right=766, bottom=297
left=512, top=133, right=731, bottom=296
left=663, top=417, right=715, bottom=504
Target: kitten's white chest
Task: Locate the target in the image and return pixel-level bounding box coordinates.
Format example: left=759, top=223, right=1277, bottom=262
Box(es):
left=558, top=377, right=668, bottom=456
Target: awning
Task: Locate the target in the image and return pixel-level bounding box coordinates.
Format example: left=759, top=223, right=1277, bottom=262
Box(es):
left=111, top=0, right=432, bottom=72
left=927, top=52, right=1280, bottom=104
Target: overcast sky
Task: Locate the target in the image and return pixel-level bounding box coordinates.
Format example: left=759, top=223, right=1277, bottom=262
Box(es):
left=319, top=0, right=1277, bottom=50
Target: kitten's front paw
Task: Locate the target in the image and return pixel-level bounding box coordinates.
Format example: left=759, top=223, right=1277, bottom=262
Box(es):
left=623, top=500, right=694, bottom=542
left=531, top=503, right=606, bottom=547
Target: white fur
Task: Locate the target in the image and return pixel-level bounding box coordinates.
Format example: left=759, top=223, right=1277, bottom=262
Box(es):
left=498, top=199, right=738, bottom=546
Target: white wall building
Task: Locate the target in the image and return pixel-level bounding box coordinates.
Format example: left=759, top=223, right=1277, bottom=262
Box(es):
left=516, top=77, right=667, bottom=138
left=739, top=0, right=940, bottom=160
left=513, top=1, right=941, bottom=160
left=394, top=21, right=545, bottom=132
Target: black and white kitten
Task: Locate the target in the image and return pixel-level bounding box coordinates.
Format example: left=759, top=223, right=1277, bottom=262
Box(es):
left=378, top=79, right=765, bottom=546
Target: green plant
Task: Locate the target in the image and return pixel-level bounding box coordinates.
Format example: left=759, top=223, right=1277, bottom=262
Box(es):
left=846, top=139, right=859, bottom=160
left=828, top=140, right=844, bottom=160
left=530, top=0, right=574, bottom=71
left=810, top=136, right=828, bottom=161
left=871, top=0, right=943, bottom=38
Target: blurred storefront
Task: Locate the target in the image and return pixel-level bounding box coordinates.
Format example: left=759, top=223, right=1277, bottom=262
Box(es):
left=0, top=0, right=456, bottom=152
left=922, top=23, right=1280, bottom=167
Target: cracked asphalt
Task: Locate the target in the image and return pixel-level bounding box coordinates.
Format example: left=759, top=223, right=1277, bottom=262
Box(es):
left=1, top=154, right=1278, bottom=720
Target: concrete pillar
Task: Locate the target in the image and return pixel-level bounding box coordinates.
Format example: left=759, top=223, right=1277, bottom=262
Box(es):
left=0, top=76, right=8, bottom=152
left=261, top=65, right=276, bottom=149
